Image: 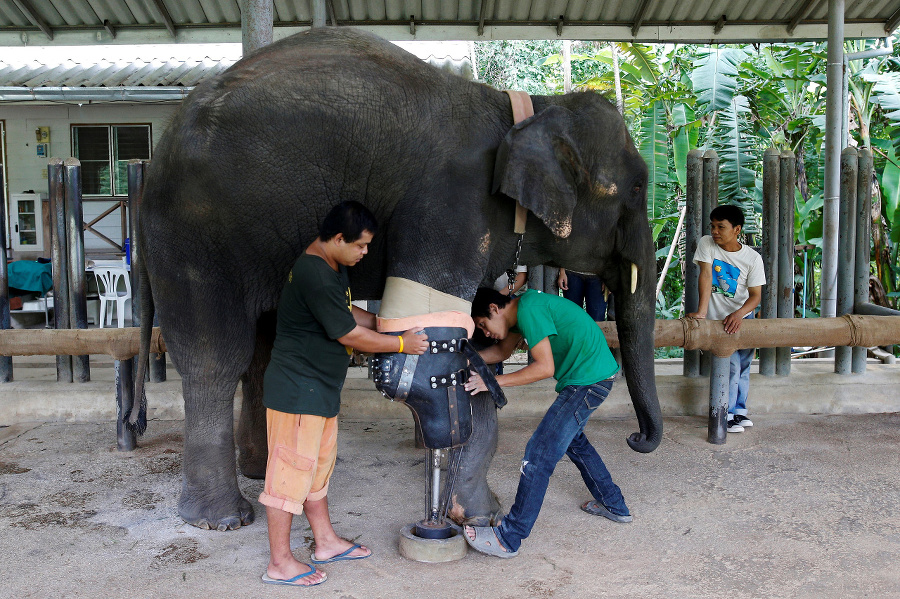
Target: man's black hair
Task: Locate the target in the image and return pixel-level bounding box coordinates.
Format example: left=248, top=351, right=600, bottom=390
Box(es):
left=319, top=201, right=378, bottom=242
left=709, top=204, right=745, bottom=229
left=471, top=287, right=513, bottom=319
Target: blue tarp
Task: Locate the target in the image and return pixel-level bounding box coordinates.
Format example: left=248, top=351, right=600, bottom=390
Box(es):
left=7, top=260, right=52, bottom=295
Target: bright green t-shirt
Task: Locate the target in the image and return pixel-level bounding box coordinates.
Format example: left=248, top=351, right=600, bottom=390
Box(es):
left=263, top=253, right=357, bottom=417
left=512, top=290, right=619, bottom=392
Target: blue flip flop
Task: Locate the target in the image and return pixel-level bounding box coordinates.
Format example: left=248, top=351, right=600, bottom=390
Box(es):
left=310, top=543, right=371, bottom=564
left=261, top=564, right=326, bottom=587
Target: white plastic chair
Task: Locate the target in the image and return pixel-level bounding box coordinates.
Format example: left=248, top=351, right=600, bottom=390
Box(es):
left=94, top=266, right=132, bottom=328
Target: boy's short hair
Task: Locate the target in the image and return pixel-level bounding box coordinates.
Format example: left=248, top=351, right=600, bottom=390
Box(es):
left=709, top=204, right=744, bottom=229
left=471, top=287, right=513, bottom=318
left=319, top=201, right=379, bottom=242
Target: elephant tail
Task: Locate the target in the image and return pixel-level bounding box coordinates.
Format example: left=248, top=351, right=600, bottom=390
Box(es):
left=126, top=258, right=153, bottom=435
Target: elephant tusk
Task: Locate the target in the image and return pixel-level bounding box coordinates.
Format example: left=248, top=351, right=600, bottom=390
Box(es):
left=630, top=263, right=638, bottom=294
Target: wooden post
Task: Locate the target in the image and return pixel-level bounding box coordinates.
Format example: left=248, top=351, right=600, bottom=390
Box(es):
left=64, top=158, right=90, bottom=382
left=49, top=158, right=72, bottom=382
left=0, top=168, right=11, bottom=382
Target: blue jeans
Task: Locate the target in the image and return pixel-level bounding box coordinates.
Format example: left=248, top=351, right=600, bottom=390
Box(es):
left=729, top=347, right=753, bottom=416
left=562, top=272, right=608, bottom=322
left=496, top=379, right=628, bottom=552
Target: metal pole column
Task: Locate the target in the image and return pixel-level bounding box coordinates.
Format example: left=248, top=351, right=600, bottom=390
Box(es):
left=760, top=147, right=780, bottom=376
left=48, top=158, right=72, bottom=382
left=821, top=0, right=845, bottom=319
left=700, top=150, right=719, bottom=377
left=64, top=158, right=90, bottom=382
left=835, top=148, right=857, bottom=374
left=0, top=169, right=11, bottom=382
left=707, top=354, right=730, bottom=444
left=241, top=0, right=273, bottom=56
left=683, top=150, right=703, bottom=377
left=311, top=0, right=327, bottom=27
left=776, top=151, right=796, bottom=375
left=852, top=148, right=873, bottom=373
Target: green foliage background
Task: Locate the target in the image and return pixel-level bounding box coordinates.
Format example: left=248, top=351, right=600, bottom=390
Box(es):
left=474, top=38, right=900, bottom=328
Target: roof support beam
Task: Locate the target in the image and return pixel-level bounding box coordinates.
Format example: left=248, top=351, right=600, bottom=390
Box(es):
left=787, top=0, right=819, bottom=34
left=12, top=0, right=53, bottom=40
left=103, top=19, right=117, bottom=38
left=631, top=0, right=655, bottom=36
left=886, top=6, right=900, bottom=33
left=715, top=14, right=726, bottom=34
left=147, top=0, right=176, bottom=37
left=477, top=0, right=487, bottom=36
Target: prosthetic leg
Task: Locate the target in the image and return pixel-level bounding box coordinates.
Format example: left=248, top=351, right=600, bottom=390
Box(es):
left=373, top=280, right=506, bottom=562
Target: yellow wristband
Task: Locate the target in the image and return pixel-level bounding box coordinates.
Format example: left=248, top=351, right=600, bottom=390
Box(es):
left=398, top=335, right=404, bottom=354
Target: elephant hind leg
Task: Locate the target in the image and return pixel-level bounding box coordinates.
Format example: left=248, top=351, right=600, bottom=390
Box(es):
left=237, top=311, right=277, bottom=480
left=448, top=391, right=502, bottom=527
left=180, top=375, right=255, bottom=530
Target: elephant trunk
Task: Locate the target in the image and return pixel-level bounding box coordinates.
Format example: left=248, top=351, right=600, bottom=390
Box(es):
left=612, top=250, right=663, bottom=453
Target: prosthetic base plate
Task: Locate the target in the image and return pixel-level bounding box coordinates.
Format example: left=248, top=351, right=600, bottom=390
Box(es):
left=399, top=522, right=467, bottom=563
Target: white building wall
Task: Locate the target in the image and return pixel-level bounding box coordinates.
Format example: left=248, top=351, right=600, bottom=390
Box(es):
left=0, top=102, right=179, bottom=258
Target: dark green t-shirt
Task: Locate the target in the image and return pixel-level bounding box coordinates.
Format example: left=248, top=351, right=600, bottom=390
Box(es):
left=513, top=290, right=619, bottom=392
left=263, top=253, right=357, bottom=417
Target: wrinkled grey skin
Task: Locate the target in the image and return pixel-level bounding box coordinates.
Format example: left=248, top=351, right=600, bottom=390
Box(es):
left=136, top=27, right=662, bottom=531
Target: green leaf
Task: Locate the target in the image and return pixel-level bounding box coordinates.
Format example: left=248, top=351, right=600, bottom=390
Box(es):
left=879, top=136, right=900, bottom=242
left=712, top=95, right=756, bottom=204
left=639, top=101, right=670, bottom=219
left=671, top=103, right=696, bottom=188
left=691, top=48, right=745, bottom=114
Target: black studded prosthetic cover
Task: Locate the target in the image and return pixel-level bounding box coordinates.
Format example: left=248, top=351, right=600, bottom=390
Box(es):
left=372, top=326, right=505, bottom=449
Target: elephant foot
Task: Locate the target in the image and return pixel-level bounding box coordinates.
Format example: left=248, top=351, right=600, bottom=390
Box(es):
left=238, top=451, right=267, bottom=480
left=447, top=491, right=502, bottom=527
left=178, top=491, right=255, bottom=531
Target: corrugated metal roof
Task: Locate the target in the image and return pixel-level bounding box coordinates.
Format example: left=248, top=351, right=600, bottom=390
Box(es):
left=0, top=45, right=475, bottom=102
left=0, top=0, right=898, bottom=45
left=0, top=56, right=235, bottom=88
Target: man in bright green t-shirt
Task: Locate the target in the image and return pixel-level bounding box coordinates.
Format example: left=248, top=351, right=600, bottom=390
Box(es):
left=462, top=287, right=630, bottom=559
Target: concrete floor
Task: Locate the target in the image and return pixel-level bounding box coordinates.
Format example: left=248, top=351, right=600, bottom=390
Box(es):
left=1, top=411, right=900, bottom=598
left=1, top=354, right=899, bottom=597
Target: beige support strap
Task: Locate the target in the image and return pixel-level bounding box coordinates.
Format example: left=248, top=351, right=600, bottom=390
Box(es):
left=504, top=90, right=535, bottom=235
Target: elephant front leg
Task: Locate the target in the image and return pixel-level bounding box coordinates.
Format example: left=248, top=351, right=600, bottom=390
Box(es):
left=236, top=314, right=276, bottom=479
left=448, top=391, right=501, bottom=526
left=180, top=378, right=255, bottom=530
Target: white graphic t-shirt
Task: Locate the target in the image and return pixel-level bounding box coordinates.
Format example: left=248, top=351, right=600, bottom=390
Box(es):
left=693, top=235, right=766, bottom=320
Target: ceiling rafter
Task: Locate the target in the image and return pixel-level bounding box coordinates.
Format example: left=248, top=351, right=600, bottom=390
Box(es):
left=631, top=0, right=655, bottom=37
left=146, top=0, right=177, bottom=37
left=11, top=0, right=53, bottom=40
left=886, top=5, right=900, bottom=33
left=786, top=0, right=819, bottom=34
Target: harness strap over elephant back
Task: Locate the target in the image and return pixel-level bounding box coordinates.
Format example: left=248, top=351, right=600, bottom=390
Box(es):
left=504, top=90, right=535, bottom=235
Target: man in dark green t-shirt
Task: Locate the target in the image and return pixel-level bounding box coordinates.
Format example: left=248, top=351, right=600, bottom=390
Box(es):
left=259, top=201, right=428, bottom=587
left=462, top=287, right=630, bottom=559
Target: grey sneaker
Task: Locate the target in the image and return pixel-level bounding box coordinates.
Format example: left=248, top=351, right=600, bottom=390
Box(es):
left=733, top=414, right=753, bottom=427
left=727, top=419, right=744, bottom=433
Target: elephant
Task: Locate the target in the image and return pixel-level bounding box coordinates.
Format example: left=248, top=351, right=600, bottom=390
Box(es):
left=132, top=27, right=662, bottom=531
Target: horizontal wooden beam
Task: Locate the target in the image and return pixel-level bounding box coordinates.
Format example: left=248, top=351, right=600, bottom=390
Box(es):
left=2, top=316, right=899, bottom=360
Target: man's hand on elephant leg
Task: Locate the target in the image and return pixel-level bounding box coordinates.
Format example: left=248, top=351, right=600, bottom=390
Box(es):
left=464, top=371, right=487, bottom=395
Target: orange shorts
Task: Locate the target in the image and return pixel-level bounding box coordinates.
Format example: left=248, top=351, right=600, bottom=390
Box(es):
left=258, top=409, right=338, bottom=516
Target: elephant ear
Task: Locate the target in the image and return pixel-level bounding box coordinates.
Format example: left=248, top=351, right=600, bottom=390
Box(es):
left=492, top=105, right=583, bottom=238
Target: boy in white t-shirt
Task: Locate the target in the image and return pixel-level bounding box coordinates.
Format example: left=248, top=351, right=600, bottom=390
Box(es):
left=688, top=205, right=766, bottom=433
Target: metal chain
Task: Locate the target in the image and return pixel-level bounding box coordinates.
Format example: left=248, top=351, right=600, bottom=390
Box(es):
left=507, top=233, right=524, bottom=295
